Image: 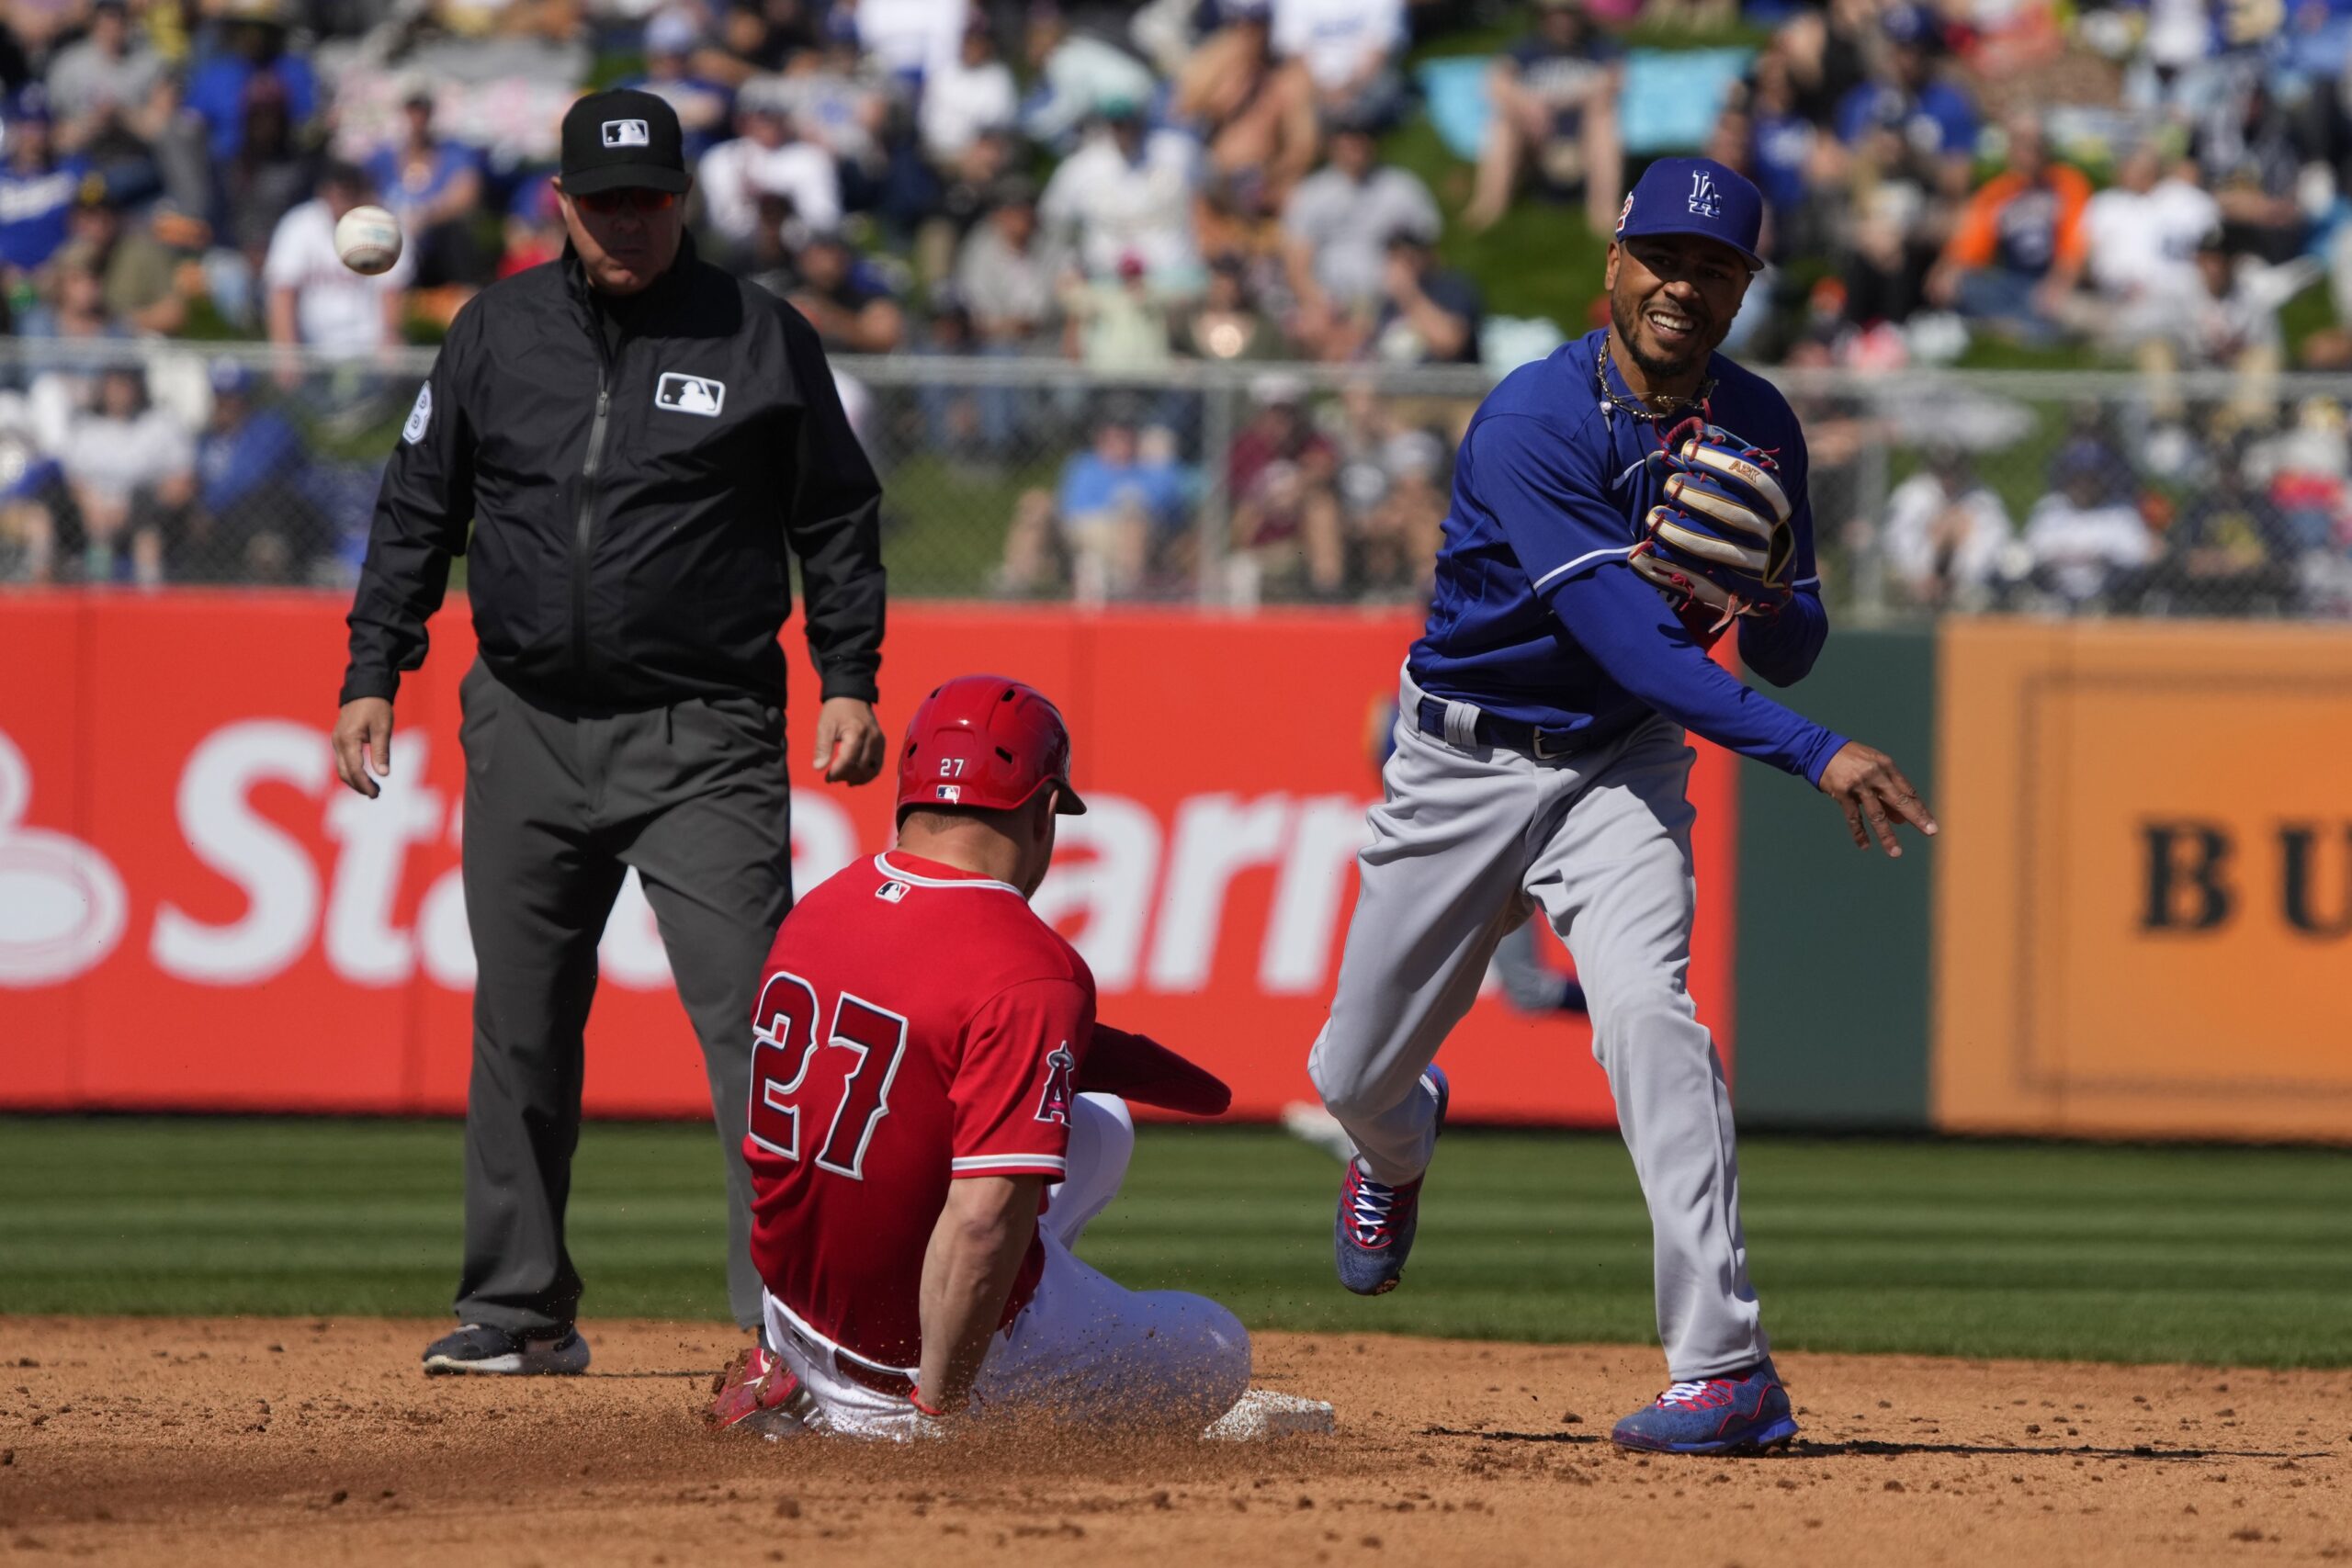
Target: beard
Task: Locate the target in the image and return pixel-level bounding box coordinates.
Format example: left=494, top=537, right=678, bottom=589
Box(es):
left=1609, top=284, right=1713, bottom=384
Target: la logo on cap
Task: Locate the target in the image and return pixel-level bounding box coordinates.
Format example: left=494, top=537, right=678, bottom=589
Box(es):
left=1687, top=168, right=1721, bottom=219
left=602, top=118, right=650, bottom=148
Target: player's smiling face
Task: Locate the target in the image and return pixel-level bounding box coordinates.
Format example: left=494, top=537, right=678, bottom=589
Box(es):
left=1606, top=235, right=1752, bottom=387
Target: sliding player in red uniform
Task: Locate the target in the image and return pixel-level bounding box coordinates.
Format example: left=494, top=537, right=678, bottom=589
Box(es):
left=707, top=675, right=1250, bottom=1439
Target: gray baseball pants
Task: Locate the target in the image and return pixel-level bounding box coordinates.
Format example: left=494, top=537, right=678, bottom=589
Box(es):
left=456, top=659, right=790, bottom=1334
left=1308, top=670, right=1767, bottom=1380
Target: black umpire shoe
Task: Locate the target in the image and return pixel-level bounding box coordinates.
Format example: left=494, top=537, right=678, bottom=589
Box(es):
left=422, top=1323, right=593, bottom=1376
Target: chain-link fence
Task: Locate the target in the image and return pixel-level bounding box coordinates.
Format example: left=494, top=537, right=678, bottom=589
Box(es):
left=6, top=337, right=2352, bottom=621
left=1773, top=366, right=2352, bottom=625
left=834, top=356, right=1493, bottom=606
left=0, top=339, right=416, bottom=592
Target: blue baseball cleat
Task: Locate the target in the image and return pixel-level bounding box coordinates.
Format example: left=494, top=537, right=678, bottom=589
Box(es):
left=1610, top=1360, right=1799, bottom=1454
left=1333, top=1066, right=1449, bottom=1296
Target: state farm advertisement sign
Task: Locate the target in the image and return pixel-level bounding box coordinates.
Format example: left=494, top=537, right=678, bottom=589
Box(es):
left=0, top=596, right=1737, bottom=1122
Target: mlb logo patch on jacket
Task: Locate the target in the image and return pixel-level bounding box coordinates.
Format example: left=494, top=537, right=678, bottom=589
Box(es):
left=655, top=372, right=726, bottom=417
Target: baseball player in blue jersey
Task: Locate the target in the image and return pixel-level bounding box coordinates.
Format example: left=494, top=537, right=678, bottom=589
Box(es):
left=1307, top=157, right=1937, bottom=1456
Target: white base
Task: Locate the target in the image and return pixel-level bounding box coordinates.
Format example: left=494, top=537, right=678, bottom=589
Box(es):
left=1203, top=1387, right=1337, bottom=1441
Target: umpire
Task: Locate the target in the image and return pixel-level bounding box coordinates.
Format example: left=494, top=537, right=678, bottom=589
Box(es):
left=331, top=88, right=887, bottom=1375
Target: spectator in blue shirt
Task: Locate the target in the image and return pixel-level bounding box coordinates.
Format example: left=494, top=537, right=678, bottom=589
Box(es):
left=1059, top=411, right=1186, bottom=524
left=190, top=358, right=317, bottom=582
left=0, top=90, right=90, bottom=276
left=780, top=230, right=904, bottom=353
left=2144, top=434, right=2300, bottom=615
left=999, top=409, right=1189, bottom=600
left=1832, top=6, right=1976, bottom=196
left=362, top=89, right=490, bottom=288
left=1737, top=50, right=1826, bottom=260
left=184, top=4, right=317, bottom=165
left=627, top=9, right=736, bottom=164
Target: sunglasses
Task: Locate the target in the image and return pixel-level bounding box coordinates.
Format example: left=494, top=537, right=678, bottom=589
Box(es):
left=571, top=187, right=678, bottom=216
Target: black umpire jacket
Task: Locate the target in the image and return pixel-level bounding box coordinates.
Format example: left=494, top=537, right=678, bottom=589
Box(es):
left=339, top=233, right=885, bottom=716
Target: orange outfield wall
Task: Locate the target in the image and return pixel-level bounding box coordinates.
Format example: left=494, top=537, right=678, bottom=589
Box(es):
left=0, top=594, right=1738, bottom=1124
left=1932, top=617, right=2352, bottom=1140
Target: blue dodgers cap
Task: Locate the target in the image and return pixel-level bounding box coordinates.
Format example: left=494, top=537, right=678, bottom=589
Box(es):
left=1613, top=156, right=1766, bottom=272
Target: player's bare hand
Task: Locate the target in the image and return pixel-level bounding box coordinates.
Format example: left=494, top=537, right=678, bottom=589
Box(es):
left=812, top=696, right=885, bottom=784
left=1816, top=739, right=1938, bottom=858
left=332, top=697, right=395, bottom=799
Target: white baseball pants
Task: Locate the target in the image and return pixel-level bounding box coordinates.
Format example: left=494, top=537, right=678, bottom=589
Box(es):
left=763, top=1093, right=1252, bottom=1439
left=1308, top=673, right=1768, bottom=1381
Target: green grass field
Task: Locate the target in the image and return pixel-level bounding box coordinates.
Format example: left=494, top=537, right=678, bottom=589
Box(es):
left=3, top=1118, right=2346, bottom=1368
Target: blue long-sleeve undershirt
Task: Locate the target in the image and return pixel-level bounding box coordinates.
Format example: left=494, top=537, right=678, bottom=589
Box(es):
left=1736, top=584, right=1829, bottom=688
left=1546, top=562, right=1847, bottom=784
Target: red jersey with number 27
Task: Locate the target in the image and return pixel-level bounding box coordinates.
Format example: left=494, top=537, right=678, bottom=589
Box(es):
left=744, top=850, right=1093, bottom=1370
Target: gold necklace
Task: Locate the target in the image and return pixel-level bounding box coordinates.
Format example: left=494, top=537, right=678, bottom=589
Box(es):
left=1594, top=342, right=1714, bottom=424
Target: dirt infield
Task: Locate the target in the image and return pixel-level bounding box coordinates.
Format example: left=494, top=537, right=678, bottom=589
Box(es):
left=1, top=1318, right=2346, bottom=1566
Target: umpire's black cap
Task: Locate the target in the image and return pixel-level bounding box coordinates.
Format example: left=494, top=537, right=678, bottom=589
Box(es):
left=560, top=88, right=692, bottom=196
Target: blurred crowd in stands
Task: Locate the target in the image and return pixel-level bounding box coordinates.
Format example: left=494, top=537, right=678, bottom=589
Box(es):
left=1848, top=391, right=2352, bottom=617
left=0, top=0, right=2348, bottom=611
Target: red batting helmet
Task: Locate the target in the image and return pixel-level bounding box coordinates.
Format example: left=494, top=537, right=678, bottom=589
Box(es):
left=895, top=674, right=1088, bottom=819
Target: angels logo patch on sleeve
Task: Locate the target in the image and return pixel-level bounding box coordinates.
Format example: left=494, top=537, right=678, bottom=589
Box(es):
left=1034, top=1044, right=1075, bottom=1125
left=402, top=383, right=432, bottom=445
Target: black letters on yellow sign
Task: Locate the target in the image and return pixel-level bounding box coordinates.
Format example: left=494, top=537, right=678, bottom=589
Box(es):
left=2139, top=822, right=2352, bottom=937
left=2141, top=822, right=2232, bottom=931
left=2279, top=825, right=2352, bottom=938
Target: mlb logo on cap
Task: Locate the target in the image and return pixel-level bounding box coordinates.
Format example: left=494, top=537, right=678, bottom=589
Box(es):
left=1613, top=156, right=1765, bottom=271
left=560, top=88, right=692, bottom=196
left=935, top=784, right=961, bottom=803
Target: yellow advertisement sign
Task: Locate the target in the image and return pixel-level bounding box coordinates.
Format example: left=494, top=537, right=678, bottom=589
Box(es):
left=1934, top=619, right=2352, bottom=1140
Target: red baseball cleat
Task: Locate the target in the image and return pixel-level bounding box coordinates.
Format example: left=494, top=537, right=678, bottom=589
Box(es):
left=707, top=1342, right=819, bottom=1437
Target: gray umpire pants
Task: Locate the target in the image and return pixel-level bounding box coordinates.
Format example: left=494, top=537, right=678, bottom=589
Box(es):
left=455, top=659, right=790, bottom=1334
left=1307, top=671, right=1767, bottom=1381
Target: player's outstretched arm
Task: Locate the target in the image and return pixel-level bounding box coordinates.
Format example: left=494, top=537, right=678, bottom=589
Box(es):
left=1815, top=740, right=1938, bottom=858
left=913, top=1172, right=1047, bottom=1415
left=1548, top=563, right=1847, bottom=783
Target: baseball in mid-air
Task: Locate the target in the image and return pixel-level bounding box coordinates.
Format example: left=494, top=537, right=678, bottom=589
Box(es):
left=334, top=205, right=403, bottom=276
